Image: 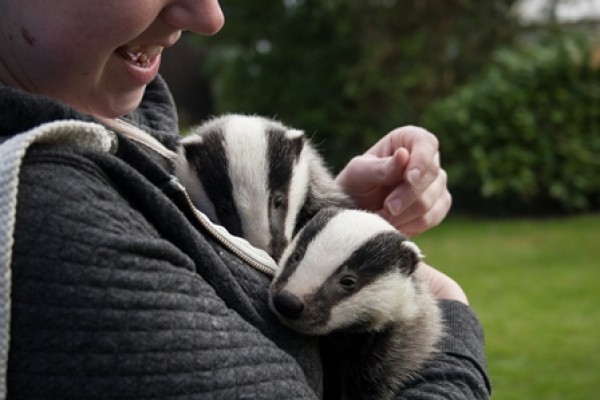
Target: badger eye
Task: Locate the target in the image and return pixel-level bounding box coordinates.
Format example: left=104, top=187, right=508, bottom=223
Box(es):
left=339, top=275, right=357, bottom=291
left=290, top=251, right=302, bottom=263
left=272, top=194, right=285, bottom=209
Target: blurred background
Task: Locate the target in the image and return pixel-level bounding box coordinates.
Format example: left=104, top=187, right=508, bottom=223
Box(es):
left=160, top=0, right=599, bottom=398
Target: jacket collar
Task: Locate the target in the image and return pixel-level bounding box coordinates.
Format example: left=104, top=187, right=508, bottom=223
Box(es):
left=0, top=75, right=180, bottom=151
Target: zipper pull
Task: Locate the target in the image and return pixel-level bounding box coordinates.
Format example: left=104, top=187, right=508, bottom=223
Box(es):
left=160, top=175, right=187, bottom=194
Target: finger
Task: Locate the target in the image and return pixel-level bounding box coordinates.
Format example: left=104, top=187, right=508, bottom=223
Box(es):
left=385, top=184, right=444, bottom=227
left=379, top=169, right=450, bottom=233
left=398, top=127, right=440, bottom=196
left=406, top=149, right=440, bottom=197
left=367, top=125, right=436, bottom=158
left=391, top=190, right=452, bottom=236
left=384, top=157, right=445, bottom=216
left=337, top=149, right=408, bottom=190
left=417, top=262, right=468, bottom=304
left=366, top=148, right=409, bottom=187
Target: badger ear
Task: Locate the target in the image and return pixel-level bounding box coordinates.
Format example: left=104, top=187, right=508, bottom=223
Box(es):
left=399, top=240, right=424, bottom=275
left=180, top=132, right=205, bottom=146
left=285, top=128, right=305, bottom=140
left=179, top=136, right=204, bottom=163
left=181, top=115, right=227, bottom=152
left=286, top=129, right=305, bottom=159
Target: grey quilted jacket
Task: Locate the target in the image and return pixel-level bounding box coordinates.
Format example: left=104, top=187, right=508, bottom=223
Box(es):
left=0, top=77, right=490, bottom=399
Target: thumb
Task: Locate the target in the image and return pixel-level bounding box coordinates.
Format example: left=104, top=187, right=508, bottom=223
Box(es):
left=369, top=147, right=410, bottom=186
left=337, top=148, right=409, bottom=196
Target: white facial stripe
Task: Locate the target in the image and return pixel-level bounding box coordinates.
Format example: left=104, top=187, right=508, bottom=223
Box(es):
left=284, top=145, right=310, bottom=240
left=327, top=271, right=418, bottom=332
left=222, top=116, right=271, bottom=251
left=284, top=210, right=397, bottom=296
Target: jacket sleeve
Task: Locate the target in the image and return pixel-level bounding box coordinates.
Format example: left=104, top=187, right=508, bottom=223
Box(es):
left=395, top=300, right=491, bottom=399
left=7, top=148, right=319, bottom=400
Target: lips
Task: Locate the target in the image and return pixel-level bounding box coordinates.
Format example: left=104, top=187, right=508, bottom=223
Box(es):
left=116, top=45, right=163, bottom=68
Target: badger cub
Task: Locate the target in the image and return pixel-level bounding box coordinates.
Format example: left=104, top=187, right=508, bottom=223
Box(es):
left=175, top=114, right=352, bottom=261
left=269, top=207, right=442, bottom=400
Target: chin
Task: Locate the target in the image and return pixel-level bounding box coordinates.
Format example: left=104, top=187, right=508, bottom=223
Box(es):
left=85, top=93, right=144, bottom=119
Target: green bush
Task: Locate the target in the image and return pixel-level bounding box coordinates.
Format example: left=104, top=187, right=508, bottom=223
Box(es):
left=421, top=36, right=600, bottom=215
left=198, top=1, right=518, bottom=171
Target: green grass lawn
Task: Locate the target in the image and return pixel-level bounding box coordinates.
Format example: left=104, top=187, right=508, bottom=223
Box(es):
left=416, top=213, right=600, bottom=400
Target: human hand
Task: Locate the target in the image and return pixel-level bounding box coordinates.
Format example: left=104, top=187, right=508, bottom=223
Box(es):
left=418, top=262, right=468, bottom=305
left=335, top=125, right=451, bottom=236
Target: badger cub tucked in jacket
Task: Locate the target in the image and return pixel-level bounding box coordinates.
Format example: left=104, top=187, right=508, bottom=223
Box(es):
left=175, top=113, right=352, bottom=262
left=175, top=114, right=442, bottom=400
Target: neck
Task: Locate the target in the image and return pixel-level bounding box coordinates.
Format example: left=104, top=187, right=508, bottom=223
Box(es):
left=96, top=117, right=179, bottom=161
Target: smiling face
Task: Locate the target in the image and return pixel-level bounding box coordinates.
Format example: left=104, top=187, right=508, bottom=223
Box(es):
left=0, top=0, right=224, bottom=118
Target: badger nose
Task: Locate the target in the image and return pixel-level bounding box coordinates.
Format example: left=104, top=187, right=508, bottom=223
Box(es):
left=273, top=290, right=304, bottom=320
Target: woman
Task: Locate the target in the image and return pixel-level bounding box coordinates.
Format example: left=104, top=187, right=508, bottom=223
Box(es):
left=0, top=1, right=489, bottom=398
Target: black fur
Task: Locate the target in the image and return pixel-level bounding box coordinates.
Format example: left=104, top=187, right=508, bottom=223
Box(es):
left=177, top=114, right=353, bottom=261
left=182, top=129, right=243, bottom=237
left=266, top=127, right=304, bottom=260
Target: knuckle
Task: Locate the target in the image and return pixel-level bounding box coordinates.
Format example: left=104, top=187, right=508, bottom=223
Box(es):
left=413, top=197, right=432, bottom=215
left=445, top=192, right=453, bottom=213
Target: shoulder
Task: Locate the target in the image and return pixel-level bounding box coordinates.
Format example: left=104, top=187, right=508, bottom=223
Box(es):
left=14, top=146, right=168, bottom=265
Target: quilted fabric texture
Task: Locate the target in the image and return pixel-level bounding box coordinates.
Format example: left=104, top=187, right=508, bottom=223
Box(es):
left=0, top=120, right=116, bottom=398
left=7, top=140, right=322, bottom=399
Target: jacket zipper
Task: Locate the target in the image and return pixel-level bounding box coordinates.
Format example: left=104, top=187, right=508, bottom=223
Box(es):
left=99, top=119, right=277, bottom=278
left=166, top=176, right=277, bottom=278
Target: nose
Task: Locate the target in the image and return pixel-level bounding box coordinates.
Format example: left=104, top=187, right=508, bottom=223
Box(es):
left=272, top=290, right=304, bottom=320
left=162, top=0, right=225, bottom=35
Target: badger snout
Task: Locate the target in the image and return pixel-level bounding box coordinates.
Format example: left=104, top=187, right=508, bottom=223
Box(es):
left=272, top=290, right=304, bottom=320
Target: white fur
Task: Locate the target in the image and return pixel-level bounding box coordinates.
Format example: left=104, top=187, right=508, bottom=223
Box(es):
left=269, top=207, right=440, bottom=400
left=221, top=116, right=272, bottom=251
left=285, top=129, right=304, bottom=140
left=283, top=130, right=311, bottom=246
left=280, top=209, right=397, bottom=297
left=326, top=270, right=419, bottom=333
left=402, top=240, right=424, bottom=261
left=178, top=114, right=351, bottom=260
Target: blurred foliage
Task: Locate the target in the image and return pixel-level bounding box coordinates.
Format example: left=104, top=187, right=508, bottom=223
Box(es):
left=196, top=0, right=519, bottom=169
left=182, top=1, right=599, bottom=216
left=421, top=35, right=600, bottom=215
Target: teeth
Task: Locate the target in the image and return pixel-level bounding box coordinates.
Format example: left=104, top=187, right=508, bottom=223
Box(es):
left=119, top=45, right=163, bottom=68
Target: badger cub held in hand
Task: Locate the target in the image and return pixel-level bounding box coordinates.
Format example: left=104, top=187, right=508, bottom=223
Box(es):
left=175, top=114, right=352, bottom=261
left=269, top=207, right=442, bottom=400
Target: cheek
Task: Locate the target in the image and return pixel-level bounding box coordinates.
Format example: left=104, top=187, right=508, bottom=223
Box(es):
left=24, top=2, right=153, bottom=71
left=32, top=43, right=109, bottom=97
left=20, top=20, right=114, bottom=86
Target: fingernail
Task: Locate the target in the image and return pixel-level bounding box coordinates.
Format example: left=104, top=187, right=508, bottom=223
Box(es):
left=387, top=199, right=403, bottom=216
left=407, top=168, right=421, bottom=186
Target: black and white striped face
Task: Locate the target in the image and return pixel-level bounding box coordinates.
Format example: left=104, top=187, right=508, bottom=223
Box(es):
left=269, top=208, right=423, bottom=335
left=176, top=114, right=311, bottom=261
